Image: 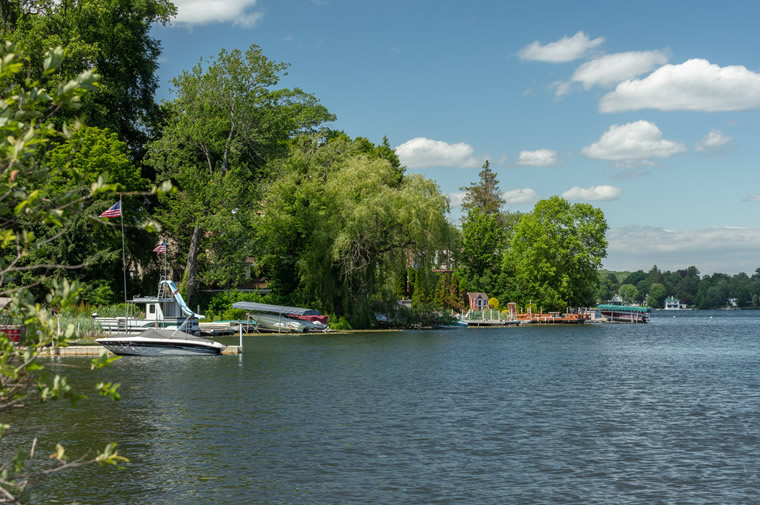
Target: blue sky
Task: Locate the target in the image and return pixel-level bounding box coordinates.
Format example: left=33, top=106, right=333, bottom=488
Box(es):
left=152, top=0, right=760, bottom=275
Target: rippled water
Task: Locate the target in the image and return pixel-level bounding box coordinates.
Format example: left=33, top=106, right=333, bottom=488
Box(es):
left=11, top=310, right=760, bottom=504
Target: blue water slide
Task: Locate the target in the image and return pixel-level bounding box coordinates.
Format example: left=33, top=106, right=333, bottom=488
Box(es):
left=161, top=280, right=205, bottom=319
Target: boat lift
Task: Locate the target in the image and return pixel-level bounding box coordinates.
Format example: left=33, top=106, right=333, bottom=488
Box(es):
left=230, top=302, right=324, bottom=333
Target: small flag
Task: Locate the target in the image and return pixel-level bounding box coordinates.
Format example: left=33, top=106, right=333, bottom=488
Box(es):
left=99, top=201, right=122, bottom=218
left=153, top=240, right=167, bottom=255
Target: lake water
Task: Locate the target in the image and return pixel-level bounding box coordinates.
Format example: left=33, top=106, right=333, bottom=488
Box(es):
left=13, top=310, right=760, bottom=504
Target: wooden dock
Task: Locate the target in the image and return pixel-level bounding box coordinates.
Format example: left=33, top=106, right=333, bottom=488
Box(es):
left=464, top=311, right=591, bottom=326
left=465, top=319, right=525, bottom=327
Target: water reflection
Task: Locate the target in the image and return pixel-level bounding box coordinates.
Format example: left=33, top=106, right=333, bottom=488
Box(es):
left=15, top=311, right=760, bottom=504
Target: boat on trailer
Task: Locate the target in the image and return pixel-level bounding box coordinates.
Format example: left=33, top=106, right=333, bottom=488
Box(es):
left=97, top=328, right=225, bottom=356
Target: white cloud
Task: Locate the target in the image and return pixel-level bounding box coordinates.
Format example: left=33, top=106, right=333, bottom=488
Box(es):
left=604, top=225, right=760, bottom=275
left=599, top=58, right=760, bottom=113
left=562, top=185, right=622, bottom=201
left=503, top=188, right=539, bottom=204
left=556, top=50, right=668, bottom=96
left=516, top=149, right=558, bottom=167
left=581, top=120, right=687, bottom=161
left=448, top=191, right=466, bottom=208
left=171, top=0, right=263, bottom=27
left=745, top=194, right=760, bottom=202
left=518, top=31, right=604, bottom=63
left=695, top=129, right=733, bottom=152
left=395, top=137, right=480, bottom=169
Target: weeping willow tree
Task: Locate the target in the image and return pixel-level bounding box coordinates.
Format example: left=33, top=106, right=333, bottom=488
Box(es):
left=259, top=134, right=453, bottom=326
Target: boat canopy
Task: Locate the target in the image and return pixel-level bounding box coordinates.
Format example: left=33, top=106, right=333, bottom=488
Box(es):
left=231, top=301, right=321, bottom=316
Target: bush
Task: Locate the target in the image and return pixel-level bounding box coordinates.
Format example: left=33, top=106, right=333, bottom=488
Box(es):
left=330, top=316, right=352, bottom=331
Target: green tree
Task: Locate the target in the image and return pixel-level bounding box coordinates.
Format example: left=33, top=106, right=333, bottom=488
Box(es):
left=501, top=196, right=608, bottom=310
left=674, top=266, right=700, bottom=305
left=647, top=282, right=666, bottom=308
left=618, top=284, right=638, bottom=305
left=146, top=44, right=334, bottom=304
left=461, top=208, right=504, bottom=280
left=459, top=160, right=504, bottom=215
left=595, top=271, right=618, bottom=303
left=25, top=126, right=155, bottom=303
left=0, top=0, right=177, bottom=154
left=259, top=134, right=452, bottom=326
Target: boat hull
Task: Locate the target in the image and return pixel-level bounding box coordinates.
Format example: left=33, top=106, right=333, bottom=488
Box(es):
left=97, top=329, right=225, bottom=356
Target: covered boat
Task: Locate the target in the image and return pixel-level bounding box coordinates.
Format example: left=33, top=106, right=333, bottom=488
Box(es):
left=231, top=302, right=323, bottom=332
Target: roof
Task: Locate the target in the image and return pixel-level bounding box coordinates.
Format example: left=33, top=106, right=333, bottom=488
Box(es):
left=467, top=292, right=489, bottom=300
left=231, top=301, right=321, bottom=316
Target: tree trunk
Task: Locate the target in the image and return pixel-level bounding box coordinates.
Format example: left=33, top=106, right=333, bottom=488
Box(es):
left=184, top=225, right=203, bottom=303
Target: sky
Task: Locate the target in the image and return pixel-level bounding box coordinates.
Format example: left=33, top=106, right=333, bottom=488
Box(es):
left=151, top=0, right=760, bottom=275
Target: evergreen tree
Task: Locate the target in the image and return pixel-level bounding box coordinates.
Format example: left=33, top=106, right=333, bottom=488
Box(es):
left=459, top=160, right=504, bottom=216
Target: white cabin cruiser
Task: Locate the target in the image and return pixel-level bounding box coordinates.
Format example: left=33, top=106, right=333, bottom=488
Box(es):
left=95, top=279, right=204, bottom=335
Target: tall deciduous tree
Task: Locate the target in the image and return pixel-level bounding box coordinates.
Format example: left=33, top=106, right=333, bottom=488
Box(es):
left=260, top=135, right=452, bottom=326
left=0, top=0, right=177, bottom=154
left=501, top=196, right=608, bottom=310
left=146, top=45, right=334, bottom=303
left=648, top=282, right=666, bottom=308
left=460, top=208, right=504, bottom=285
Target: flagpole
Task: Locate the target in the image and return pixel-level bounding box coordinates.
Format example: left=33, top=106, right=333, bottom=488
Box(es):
left=119, top=195, right=128, bottom=328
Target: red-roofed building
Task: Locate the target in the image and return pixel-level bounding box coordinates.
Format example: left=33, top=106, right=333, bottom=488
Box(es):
left=467, top=292, right=489, bottom=311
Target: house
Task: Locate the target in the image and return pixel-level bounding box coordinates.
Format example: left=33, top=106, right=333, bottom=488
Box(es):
left=467, top=292, right=489, bottom=312
left=664, top=296, right=680, bottom=310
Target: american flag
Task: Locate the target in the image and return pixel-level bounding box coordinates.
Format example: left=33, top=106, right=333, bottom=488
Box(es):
left=99, top=201, right=122, bottom=218
left=153, top=240, right=167, bottom=255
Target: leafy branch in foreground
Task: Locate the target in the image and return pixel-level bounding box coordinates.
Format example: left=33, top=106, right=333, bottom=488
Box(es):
left=0, top=42, right=143, bottom=503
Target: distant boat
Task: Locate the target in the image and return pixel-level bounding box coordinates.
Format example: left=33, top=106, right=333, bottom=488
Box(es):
left=97, top=329, right=225, bottom=356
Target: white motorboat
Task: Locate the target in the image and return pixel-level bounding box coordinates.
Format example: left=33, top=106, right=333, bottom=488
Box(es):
left=97, top=328, right=225, bottom=356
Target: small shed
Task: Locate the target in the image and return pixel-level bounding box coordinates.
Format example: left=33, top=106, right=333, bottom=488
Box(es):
left=467, top=292, right=489, bottom=312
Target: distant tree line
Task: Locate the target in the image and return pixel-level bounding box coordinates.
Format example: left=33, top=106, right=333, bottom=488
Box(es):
left=597, top=266, right=760, bottom=309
